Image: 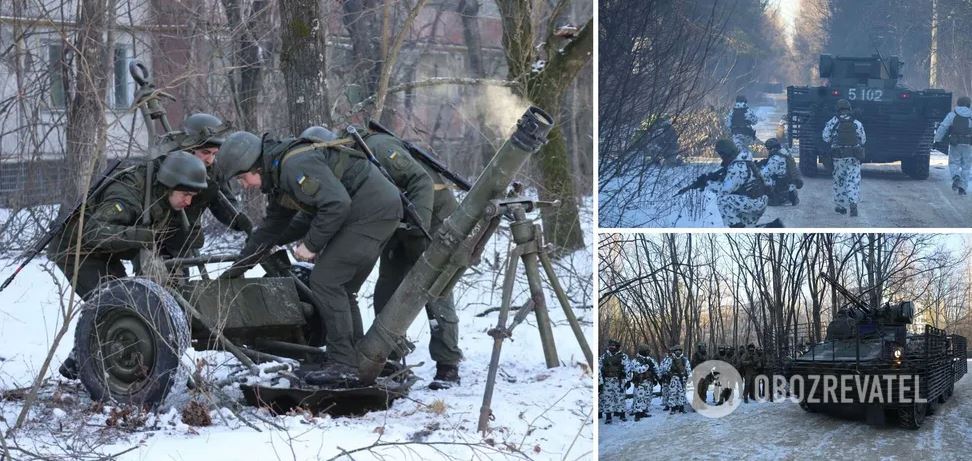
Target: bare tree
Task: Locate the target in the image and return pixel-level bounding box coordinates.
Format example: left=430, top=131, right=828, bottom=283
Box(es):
left=279, top=0, right=332, bottom=132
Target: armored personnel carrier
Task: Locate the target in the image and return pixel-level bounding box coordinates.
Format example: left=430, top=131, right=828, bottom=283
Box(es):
left=786, top=54, right=952, bottom=179
left=784, top=272, right=967, bottom=429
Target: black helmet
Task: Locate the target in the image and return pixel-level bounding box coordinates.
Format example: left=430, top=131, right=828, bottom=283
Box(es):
left=671, top=344, right=683, bottom=352
left=697, top=344, right=706, bottom=350
left=764, top=138, right=781, bottom=151
left=735, top=95, right=747, bottom=104
left=747, top=343, right=756, bottom=349
left=300, top=126, right=338, bottom=142
left=715, top=138, right=739, bottom=159
left=608, top=339, right=621, bottom=349
left=181, top=113, right=226, bottom=149
left=958, top=96, right=971, bottom=108
left=638, top=344, right=651, bottom=356
left=157, top=151, right=208, bottom=191
left=216, top=131, right=263, bottom=179
left=836, top=99, right=852, bottom=111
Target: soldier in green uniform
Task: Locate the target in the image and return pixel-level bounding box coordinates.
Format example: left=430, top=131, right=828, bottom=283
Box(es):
left=159, top=114, right=252, bottom=259
left=216, top=130, right=402, bottom=375
left=50, top=151, right=209, bottom=378
left=740, top=343, right=759, bottom=403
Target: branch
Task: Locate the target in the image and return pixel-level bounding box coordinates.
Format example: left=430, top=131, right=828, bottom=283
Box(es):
left=373, top=0, right=431, bottom=118
left=350, top=77, right=516, bottom=114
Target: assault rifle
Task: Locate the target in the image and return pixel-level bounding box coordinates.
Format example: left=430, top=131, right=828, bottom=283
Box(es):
left=674, top=167, right=727, bottom=196
left=1, top=160, right=124, bottom=292
left=366, top=119, right=472, bottom=192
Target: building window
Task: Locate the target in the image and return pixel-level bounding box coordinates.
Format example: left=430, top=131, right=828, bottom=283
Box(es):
left=48, top=44, right=66, bottom=109
left=112, top=45, right=133, bottom=109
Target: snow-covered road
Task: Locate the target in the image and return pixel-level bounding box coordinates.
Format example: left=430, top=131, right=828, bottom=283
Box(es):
left=598, top=364, right=972, bottom=460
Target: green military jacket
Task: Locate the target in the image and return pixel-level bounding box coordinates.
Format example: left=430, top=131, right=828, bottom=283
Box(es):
left=362, top=132, right=435, bottom=230
left=49, top=160, right=179, bottom=259
left=247, top=138, right=397, bottom=253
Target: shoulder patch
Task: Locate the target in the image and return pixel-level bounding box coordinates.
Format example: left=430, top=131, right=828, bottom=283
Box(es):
left=297, top=174, right=320, bottom=195
left=113, top=202, right=124, bottom=213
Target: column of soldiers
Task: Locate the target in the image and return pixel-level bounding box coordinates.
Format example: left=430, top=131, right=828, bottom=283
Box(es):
left=598, top=340, right=693, bottom=424
left=52, top=114, right=465, bottom=389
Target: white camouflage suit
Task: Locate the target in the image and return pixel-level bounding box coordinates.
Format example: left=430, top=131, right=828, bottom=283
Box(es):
left=599, top=350, right=629, bottom=415
left=761, top=148, right=797, bottom=193
left=627, top=354, right=658, bottom=415
left=660, top=353, right=692, bottom=408
left=822, top=115, right=866, bottom=209
left=716, top=149, right=768, bottom=227
left=934, top=105, right=972, bottom=191
left=725, top=103, right=760, bottom=148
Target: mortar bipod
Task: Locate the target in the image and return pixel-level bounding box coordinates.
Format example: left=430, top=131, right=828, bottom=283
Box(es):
left=477, top=198, right=594, bottom=434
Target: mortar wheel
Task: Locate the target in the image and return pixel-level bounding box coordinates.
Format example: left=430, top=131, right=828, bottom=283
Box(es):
left=75, top=278, right=189, bottom=408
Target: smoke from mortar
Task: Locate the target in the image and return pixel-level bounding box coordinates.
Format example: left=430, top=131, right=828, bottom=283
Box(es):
left=474, top=86, right=532, bottom=138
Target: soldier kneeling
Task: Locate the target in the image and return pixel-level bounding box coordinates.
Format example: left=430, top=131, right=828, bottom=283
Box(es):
left=759, top=138, right=803, bottom=206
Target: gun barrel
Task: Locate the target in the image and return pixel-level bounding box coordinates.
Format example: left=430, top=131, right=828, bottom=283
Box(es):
left=356, top=106, right=553, bottom=383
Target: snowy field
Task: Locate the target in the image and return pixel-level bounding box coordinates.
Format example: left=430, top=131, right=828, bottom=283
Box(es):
left=599, top=93, right=972, bottom=228
left=598, top=365, right=972, bottom=460
left=0, top=201, right=594, bottom=460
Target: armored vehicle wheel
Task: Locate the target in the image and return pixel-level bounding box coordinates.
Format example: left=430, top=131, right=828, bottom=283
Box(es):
left=901, top=155, right=930, bottom=179
left=75, top=278, right=189, bottom=408
left=897, top=402, right=927, bottom=429
left=940, top=380, right=954, bottom=403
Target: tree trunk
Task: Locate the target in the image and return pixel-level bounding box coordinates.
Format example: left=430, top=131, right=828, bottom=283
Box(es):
left=341, top=0, right=384, bottom=102
left=457, top=0, right=496, bottom=169
left=221, top=0, right=269, bottom=131
left=63, top=0, right=113, bottom=212
left=279, top=0, right=332, bottom=133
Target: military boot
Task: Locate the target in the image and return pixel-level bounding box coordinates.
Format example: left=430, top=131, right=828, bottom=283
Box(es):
left=679, top=405, right=686, bottom=414
left=598, top=411, right=603, bottom=419
left=669, top=406, right=677, bottom=415
left=429, top=363, right=460, bottom=390
left=634, top=411, right=642, bottom=421
left=618, top=412, right=627, bottom=422
left=835, top=206, right=847, bottom=215
left=788, top=190, right=800, bottom=205
left=953, top=176, right=962, bottom=193
left=849, top=203, right=858, bottom=217
left=605, top=413, right=613, bottom=424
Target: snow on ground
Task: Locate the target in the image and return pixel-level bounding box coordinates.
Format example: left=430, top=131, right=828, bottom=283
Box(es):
left=0, top=200, right=594, bottom=460
left=600, top=93, right=972, bottom=228
left=599, top=364, right=972, bottom=460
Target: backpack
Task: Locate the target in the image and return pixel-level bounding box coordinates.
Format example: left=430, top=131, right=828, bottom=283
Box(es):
left=731, top=108, right=756, bottom=138
left=832, top=117, right=864, bottom=160
left=948, top=112, right=972, bottom=145
left=735, top=160, right=769, bottom=199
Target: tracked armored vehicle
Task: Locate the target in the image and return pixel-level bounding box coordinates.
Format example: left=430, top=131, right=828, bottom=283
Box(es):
left=784, top=272, right=967, bottom=428
left=786, top=54, right=952, bottom=179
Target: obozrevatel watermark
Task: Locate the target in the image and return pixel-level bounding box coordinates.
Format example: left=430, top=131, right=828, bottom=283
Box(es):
left=688, top=360, right=926, bottom=418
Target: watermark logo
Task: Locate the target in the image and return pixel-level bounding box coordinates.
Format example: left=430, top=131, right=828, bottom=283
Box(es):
left=689, top=360, right=743, bottom=418
left=687, top=361, right=926, bottom=418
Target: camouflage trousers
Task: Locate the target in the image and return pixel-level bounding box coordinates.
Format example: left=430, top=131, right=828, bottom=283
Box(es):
left=948, top=144, right=972, bottom=191
left=631, top=381, right=654, bottom=413
left=717, top=194, right=768, bottom=227
left=832, top=157, right=861, bottom=208
left=600, top=377, right=625, bottom=414
left=667, top=377, right=687, bottom=407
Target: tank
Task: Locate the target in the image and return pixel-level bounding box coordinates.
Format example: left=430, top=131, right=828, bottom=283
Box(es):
left=786, top=54, right=952, bottom=179
left=783, top=272, right=968, bottom=429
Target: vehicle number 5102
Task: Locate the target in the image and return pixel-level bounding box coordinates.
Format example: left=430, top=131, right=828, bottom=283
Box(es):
left=847, top=88, right=883, bottom=101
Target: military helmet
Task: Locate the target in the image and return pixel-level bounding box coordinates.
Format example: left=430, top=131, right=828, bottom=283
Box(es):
left=181, top=113, right=225, bottom=149
left=715, top=138, right=739, bottom=158
left=638, top=344, right=651, bottom=356
left=608, top=339, right=621, bottom=348
left=747, top=343, right=756, bottom=349
left=958, top=96, right=971, bottom=108
left=671, top=344, right=683, bottom=352
left=300, top=125, right=338, bottom=142
left=157, top=151, right=208, bottom=191
left=764, top=138, right=781, bottom=151
left=836, top=99, right=852, bottom=111
left=216, top=131, right=263, bottom=179
left=735, top=95, right=747, bottom=104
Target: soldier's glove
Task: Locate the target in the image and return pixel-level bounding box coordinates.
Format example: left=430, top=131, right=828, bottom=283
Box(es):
left=125, top=226, right=155, bottom=248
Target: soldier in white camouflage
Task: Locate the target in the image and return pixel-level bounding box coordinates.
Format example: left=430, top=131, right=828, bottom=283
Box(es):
left=628, top=344, right=658, bottom=421
left=599, top=339, right=629, bottom=424
left=822, top=99, right=866, bottom=216
left=759, top=138, right=803, bottom=206
left=660, top=344, right=691, bottom=414
left=934, top=96, right=972, bottom=195
left=726, top=95, right=759, bottom=149
left=714, top=139, right=769, bottom=227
